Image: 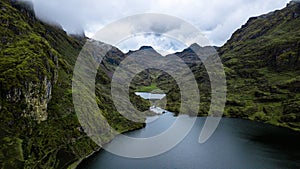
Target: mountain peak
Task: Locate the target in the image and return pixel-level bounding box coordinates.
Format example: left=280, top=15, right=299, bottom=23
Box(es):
left=125, top=46, right=162, bottom=57
left=189, top=43, right=201, bottom=48
left=287, top=0, right=300, bottom=7
left=289, top=0, right=300, bottom=5
left=139, top=46, right=154, bottom=50
left=179, top=43, right=201, bottom=54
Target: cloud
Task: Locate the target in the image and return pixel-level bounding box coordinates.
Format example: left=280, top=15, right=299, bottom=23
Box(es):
left=117, top=34, right=187, bottom=55
left=30, top=0, right=290, bottom=52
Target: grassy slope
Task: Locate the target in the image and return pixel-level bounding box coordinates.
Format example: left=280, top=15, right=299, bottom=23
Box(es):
left=219, top=2, right=300, bottom=130
left=1, top=1, right=300, bottom=168
left=139, top=3, right=300, bottom=130
left=0, top=1, right=144, bottom=168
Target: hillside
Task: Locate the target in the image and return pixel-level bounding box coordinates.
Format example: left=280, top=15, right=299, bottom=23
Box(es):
left=0, top=0, right=144, bottom=168
left=1, top=0, right=300, bottom=168
left=129, top=1, right=300, bottom=130
left=157, top=1, right=300, bottom=130
left=220, top=1, right=300, bottom=130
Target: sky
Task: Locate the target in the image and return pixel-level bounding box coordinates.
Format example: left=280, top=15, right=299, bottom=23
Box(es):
left=30, top=0, right=290, bottom=54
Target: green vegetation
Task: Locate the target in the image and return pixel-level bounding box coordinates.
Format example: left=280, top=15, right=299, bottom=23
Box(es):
left=218, top=3, right=300, bottom=130
left=132, top=2, right=300, bottom=130
left=1, top=1, right=300, bottom=168
left=135, top=83, right=159, bottom=92
left=0, top=1, right=144, bottom=168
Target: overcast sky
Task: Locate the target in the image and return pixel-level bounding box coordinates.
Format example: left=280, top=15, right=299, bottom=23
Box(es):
left=31, top=0, right=290, bottom=54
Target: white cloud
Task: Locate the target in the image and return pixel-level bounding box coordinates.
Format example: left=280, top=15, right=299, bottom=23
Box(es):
left=31, top=0, right=290, bottom=52
left=117, top=34, right=187, bottom=55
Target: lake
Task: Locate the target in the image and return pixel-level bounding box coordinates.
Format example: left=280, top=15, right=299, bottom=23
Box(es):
left=134, top=92, right=166, bottom=100
left=77, top=112, right=300, bottom=169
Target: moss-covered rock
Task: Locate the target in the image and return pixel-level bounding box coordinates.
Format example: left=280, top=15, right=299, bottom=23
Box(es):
left=0, top=1, right=144, bottom=168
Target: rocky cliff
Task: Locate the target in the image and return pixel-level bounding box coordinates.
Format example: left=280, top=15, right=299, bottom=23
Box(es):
left=1, top=0, right=300, bottom=168
left=0, top=1, right=144, bottom=168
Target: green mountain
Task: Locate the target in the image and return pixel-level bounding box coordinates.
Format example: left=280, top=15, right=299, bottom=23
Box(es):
left=220, top=1, right=300, bottom=130
left=128, top=1, right=300, bottom=130
left=0, top=0, right=144, bottom=168
left=1, top=0, right=300, bottom=168
left=148, top=1, right=300, bottom=130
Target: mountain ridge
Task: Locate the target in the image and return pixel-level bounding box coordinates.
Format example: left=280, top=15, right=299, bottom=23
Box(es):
left=1, top=0, right=300, bottom=169
left=0, top=1, right=144, bottom=168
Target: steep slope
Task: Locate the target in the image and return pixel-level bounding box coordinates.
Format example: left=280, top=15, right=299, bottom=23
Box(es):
left=127, top=46, right=164, bottom=88
left=0, top=1, right=144, bottom=168
left=154, top=44, right=213, bottom=114
left=219, top=1, right=300, bottom=130
left=128, top=1, right=300, bottom=130
left=1, top=0, right=300, bottom=168
left=126, top=44, right=213, bottom=115
left=171, top=43, right=216, bottom=65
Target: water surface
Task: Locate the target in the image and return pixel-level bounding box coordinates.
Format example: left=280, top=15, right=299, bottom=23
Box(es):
left=78, top=112, right=300, bottom=169
left=135, top=92, right=166, bottom=100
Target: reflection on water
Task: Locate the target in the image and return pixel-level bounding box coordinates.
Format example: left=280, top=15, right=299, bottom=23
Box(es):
left=78, top=113, right=300, bottom=169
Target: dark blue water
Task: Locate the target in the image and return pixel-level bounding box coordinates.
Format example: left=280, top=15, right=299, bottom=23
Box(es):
left=77, top=113, right=300, bottom=169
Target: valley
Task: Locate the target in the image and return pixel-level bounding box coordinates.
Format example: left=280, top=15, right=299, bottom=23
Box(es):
left=0, top=0, right=300, bottom=168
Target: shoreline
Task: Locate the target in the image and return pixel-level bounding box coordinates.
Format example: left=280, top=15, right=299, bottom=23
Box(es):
left=195, top=113, right=300, bottom=132
left=68, top=147, right=101, bottom=169
left=70, top=124, right=146, bottom=169
left=70, top=108, right=300, bottom=168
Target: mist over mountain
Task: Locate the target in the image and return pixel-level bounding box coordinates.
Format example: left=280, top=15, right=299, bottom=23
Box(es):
left=0, top=0, right=300, bottom=168
left=31, top=0, right=290, bottom=47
